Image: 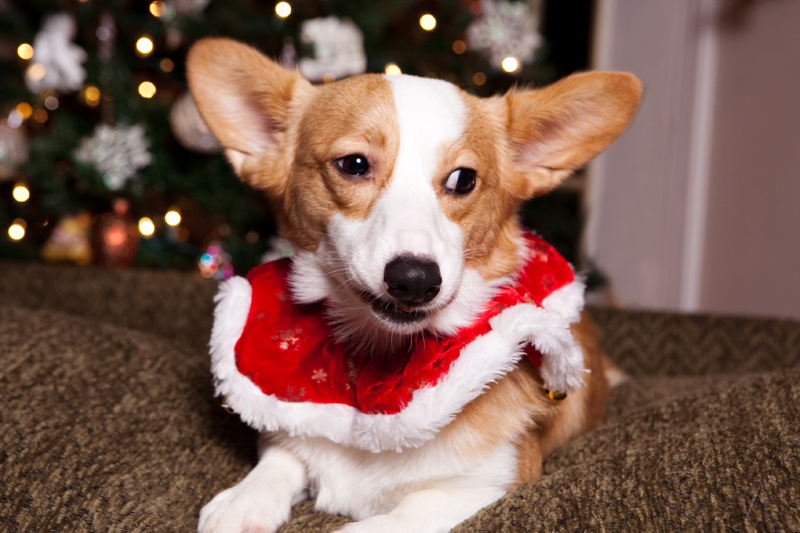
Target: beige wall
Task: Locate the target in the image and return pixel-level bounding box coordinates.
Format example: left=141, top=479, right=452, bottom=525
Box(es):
left=700, top=0, right=800, bottom=320
left=587, top=0, right=711, bottom=310
left=589, top=0, right=800, bottom=320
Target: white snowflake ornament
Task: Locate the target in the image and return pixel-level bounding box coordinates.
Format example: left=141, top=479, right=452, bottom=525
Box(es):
left=26, top=13, right=87, bottom=93
left=298, top=17, right=367, bottom=82
left=467, top=0, right=543, bottom=70
left=73, top=124, right=152, bottom=191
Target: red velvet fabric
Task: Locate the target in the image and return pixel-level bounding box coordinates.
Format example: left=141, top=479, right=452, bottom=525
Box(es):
left=235, top=234, right=574, bottom=415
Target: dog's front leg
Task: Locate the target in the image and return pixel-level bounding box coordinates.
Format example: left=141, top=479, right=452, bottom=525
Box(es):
left=198, top=435, right=308, bottom=533
left=335, top=488, right=495, bottom=533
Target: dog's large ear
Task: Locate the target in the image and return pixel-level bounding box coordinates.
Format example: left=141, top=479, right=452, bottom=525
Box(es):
left=186, top=38, right=314, bottom=180
left=506, top=72, right=642, bottom=198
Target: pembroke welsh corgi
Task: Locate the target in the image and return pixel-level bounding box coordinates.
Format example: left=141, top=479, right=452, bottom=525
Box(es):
left=187, top=38, right=641, bottom=533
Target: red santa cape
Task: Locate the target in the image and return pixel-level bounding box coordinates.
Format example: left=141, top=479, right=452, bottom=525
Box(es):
left=210, top=234, right=587, bottom=453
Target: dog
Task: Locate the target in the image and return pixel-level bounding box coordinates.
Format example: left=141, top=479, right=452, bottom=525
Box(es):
left=187, top=38, right=641, bottom=533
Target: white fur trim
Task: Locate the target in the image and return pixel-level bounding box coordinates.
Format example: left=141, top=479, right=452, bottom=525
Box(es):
left=541, top=277, right=586, bottom=324
left=210, top=275, right=585, bottom=453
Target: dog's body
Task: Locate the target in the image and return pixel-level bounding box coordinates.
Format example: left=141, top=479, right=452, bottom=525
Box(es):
left=188, top=38, right=641, bottom=533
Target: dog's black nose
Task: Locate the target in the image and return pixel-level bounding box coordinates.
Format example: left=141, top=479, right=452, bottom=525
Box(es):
left=384, top=256, right=442, bottom=305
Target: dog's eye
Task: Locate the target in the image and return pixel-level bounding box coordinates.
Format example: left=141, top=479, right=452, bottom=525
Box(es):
left=335, top=155, right=370, bottom=177
left=444, top=168, right=477, bottom=195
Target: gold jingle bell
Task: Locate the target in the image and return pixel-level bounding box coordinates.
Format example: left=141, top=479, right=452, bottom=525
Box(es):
left=545, top=389, right=567, bottom=401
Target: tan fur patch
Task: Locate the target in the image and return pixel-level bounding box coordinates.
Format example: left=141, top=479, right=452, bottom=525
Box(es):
left=281, top=75, right=400, bottom=250
left=188, top=41, right=402, bottom=253
left=429, top=73, right=642, bottom=283
left=435, top=311, right=611, bottom=489
left=431, top=93, right=525, bottom=281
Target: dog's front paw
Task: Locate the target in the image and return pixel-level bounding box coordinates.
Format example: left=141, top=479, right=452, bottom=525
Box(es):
left=198, top=484, right=290, bottom=533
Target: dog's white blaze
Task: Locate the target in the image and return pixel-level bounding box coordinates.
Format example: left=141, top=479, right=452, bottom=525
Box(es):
left=327, top=75, right=467, bottom=305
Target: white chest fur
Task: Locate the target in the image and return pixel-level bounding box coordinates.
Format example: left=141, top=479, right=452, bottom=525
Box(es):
left=275, top=430, right=519, bottom=521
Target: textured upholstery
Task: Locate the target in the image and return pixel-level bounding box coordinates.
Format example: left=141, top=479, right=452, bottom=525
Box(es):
left=1, top=260, right=798, bottom=532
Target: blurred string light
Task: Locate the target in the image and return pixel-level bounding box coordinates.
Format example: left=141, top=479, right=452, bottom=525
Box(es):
left=138, top=81, right=156, bottom=98
left=16, top=102, right=32, bottom=119
left=26, top=63, right=46, bottom=82
left=501, top=56, right=519, bottom=73
left=384, top=63, right=402, bottom=76
left=420, top=14, right=436, bottom=31
left=160, top=58, right=174, bottom=72
left=33, top=109, right=48, bottom=123
left=44, top=96, right=58, bottom=110
left=83, top=85, right=101, bottom=107
left=138, top=217, right=155, bottom=236
left=149, top=1, right=165, bottom=17
left=452, top=40, right=466, bottom=54
left=13, top=184, right=30, bottom=202
left=472, top=72, right=486, bottom=86
left=165, top=210, right=181, bottom=226
left=136, top=37, right=153, bottom=56
left=17, top=44, right=34, bottom=60
left=8, top=219, right=26, bottom=241
left=275, top=2, right=291, bottom=18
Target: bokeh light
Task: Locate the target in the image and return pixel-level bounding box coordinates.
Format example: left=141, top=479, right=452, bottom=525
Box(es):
left=8, top=220, right=26, bottom=240
left=138, top=81, right=156, bottom=98
left=15, top=102, right=32, bottom=120
left=384, top=63, right=402, bottom=76
left=420, top=14, right=436, bottom=31
left=136, top=37, right=154, bottom=55
left=26, top=63, right=46, bottom=82
left=83, top=85, right=101, bottom=106
left=501, top=57, right=519, bottom=73
left=32, top=108, right=48, bottom=123
left=149, top=1, right=165, bottom=17
left=275, top=2, right=291, bottom=18
left=165, top=210, right=181, bottom=226
left=17, top=44, right=33, bottom=60
left=13, top=185, right=30, bottom=202
left=138, top=217, right=155, bottom=236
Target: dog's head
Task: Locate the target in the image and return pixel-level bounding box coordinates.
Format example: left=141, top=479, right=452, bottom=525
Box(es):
left=187, top=38, right=641, bottom=343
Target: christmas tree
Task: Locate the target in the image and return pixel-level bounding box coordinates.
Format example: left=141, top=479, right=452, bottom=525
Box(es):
left=0, top=0, right=591, bottom=278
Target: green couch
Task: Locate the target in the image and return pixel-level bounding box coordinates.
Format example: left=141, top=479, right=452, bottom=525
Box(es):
left=1, top=260, right=798, bottom=531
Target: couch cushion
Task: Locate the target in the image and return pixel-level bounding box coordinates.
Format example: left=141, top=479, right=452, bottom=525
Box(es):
left=0, top=306, right=253, bottom=531
left=2, top=300, right=799, bottom=531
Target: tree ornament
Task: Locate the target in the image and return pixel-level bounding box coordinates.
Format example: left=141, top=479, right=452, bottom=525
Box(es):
left=168, top=92, right=222, bottom=153
left=198, top=240, right=234, bottom=280
left=91, top=199, right=139, bottom=268
left=0, top=120, right=29, bottom=180
left=41, top=212, right=92, bottom=265
left=467, top=0, right=543, bottom=70
left=298, top=17, right=367, bottom=82
left=73, top=124, right=152, bottom=191
left=25, top=13, right=87, bottom=93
